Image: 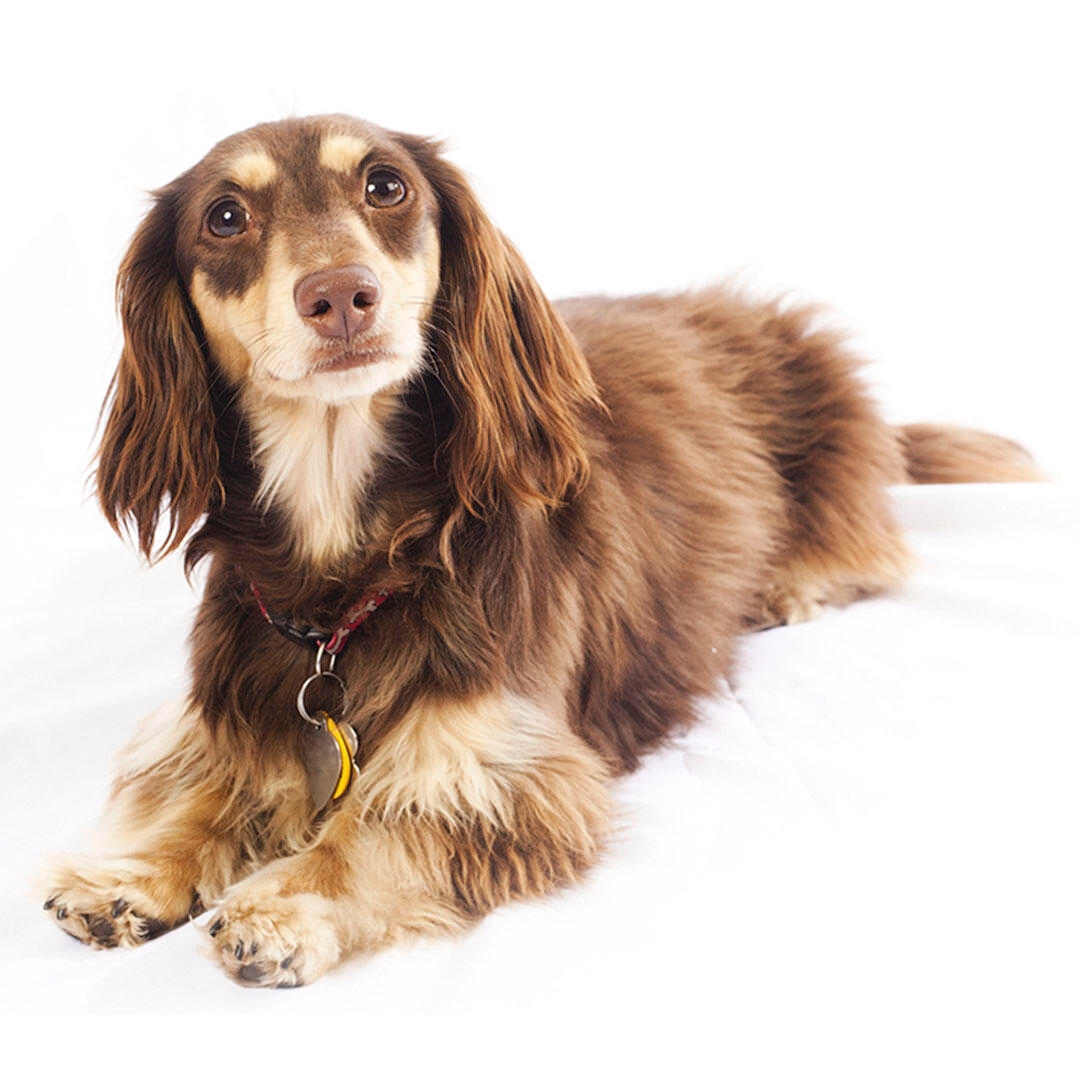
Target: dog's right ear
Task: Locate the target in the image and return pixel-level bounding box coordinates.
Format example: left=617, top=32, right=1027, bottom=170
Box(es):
left=97, top=184, right=221, bottom=560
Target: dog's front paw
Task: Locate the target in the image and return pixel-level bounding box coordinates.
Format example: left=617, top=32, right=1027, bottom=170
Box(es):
left=205, top=885, right=341, bottom=988
left=38, top=855, right=203, bottom=949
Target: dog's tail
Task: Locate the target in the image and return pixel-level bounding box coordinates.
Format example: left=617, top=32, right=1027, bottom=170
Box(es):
left=896, top=423, right=1045, bottom=484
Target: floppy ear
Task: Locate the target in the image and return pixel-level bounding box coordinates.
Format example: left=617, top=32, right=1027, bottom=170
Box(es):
left=403, top=138, right=603, bottom=516
left=97, top=185, right=221, bottom=560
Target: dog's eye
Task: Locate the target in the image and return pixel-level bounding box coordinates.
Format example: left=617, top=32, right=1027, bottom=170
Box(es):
left=365, top=169, right=406, bottom=208
left=206, top=199, right=249, bottom=238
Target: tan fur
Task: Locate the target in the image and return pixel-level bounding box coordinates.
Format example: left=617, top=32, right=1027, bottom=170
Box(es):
left=189, top=224, right=437, bottom=401
left=227, top=151, right=279, bottom=190
left=318, top=133, right=370, bottom=175
left=898, top=423, right=1046, bottom=484
left=187, top=182, right=440, bottom=563
left=355, top=692, right=605, bottom=825
left=46, top=115, right=1040, bottom=987
left=38, top=701, right=302, bottom=947
left=206, top=694, right=611, bottom=986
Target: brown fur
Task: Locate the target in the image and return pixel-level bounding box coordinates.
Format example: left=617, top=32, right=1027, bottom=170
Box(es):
left=898, top=423, right=1045, bottom=484
left=39, top=115, right=1039, bottom=987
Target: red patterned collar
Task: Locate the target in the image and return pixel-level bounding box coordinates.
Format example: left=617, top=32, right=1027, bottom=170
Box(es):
left=249, top=580, right=392, bottom=655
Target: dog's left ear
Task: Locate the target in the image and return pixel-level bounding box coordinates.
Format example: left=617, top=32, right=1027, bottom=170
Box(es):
left=97, top=183, right=221, bottom=560
left=401, top=137, right=603, bottom=517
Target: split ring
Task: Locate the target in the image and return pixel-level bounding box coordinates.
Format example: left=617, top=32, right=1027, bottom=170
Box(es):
left=296, top=670, right=347, bottom=724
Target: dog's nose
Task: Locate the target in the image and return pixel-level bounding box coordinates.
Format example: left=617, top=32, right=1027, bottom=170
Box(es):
left=293, top=265, right=381, bottom=341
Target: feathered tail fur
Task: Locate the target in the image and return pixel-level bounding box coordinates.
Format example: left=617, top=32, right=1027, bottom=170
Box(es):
left=897, top=423, right=1045, bottom=484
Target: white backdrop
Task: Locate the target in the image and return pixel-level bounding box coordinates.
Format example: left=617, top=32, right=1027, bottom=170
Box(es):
left=1, top=0, right=1076, bottom=1071
left=2, top=0, right=1076, bottom=517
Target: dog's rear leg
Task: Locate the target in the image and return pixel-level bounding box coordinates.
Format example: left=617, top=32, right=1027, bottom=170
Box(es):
left=750, top=343, right=913, bottom=628
left=755, top=442, right=912, bottom=628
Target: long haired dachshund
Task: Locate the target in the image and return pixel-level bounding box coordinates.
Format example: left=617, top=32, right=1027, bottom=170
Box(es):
left=39, top=115, right=1040, bottom=986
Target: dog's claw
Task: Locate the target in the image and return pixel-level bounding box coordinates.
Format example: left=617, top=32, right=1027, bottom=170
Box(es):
left=43, top=896, right=56, bottom=911
left=56, top=906, right=68, bottom=921
left=111, top=899, right=129, bottom=917
left=234, top=940, right=244, bottom=960
left=209, top=918, right=224, bottom=937
left=137, top=918, right=170, bottom=941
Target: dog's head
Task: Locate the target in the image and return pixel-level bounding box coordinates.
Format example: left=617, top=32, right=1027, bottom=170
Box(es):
left=98, top=115, right=598, bottom=559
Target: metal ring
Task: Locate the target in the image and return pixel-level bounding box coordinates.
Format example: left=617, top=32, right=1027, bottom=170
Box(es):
left=314, top=641, right=336, bottom=676
left=296, top=670, right=347, bottom=724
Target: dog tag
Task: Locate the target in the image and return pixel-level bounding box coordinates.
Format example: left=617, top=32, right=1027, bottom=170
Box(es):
left=300, top=712, right=358, bottom=810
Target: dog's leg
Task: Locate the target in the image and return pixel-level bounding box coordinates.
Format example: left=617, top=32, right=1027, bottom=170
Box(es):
left=751, top=339, right=914, bottom=628
left=37, top=700, right=295, bottom=948
left=757, top=472, right=912, bottom=628
left=205, top=692, right=612, bottom=987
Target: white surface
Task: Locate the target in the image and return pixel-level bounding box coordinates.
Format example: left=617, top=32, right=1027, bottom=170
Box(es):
left=1, top=483, right=1077, bottom=1075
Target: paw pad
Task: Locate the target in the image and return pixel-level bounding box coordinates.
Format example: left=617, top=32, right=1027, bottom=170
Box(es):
left=206, top=913, right=305, bottom=987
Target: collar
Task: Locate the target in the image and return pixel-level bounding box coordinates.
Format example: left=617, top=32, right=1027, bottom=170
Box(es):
left=249, top=580, right=392, bottom=655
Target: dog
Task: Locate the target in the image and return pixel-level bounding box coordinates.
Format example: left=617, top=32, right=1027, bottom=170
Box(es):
left=39, top=114, right=1041, bottom=987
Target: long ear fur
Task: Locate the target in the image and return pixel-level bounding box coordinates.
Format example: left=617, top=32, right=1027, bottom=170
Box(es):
left=97, top=185, right=220, bottom=560
left=403, top=137, right=603, bottom=517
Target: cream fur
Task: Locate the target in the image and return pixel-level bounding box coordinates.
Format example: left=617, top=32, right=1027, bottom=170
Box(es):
left=355, top=693, right=603, bottom=825
left=318, top=133, right=370, bottom=175
left=226, top=151, right=279, bottom=190
left=248, top=393, right=390, bottom=563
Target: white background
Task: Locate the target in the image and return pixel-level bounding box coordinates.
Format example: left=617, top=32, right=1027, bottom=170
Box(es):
left=1, top=0, right=1076, bottom=1070
left=1, top=0, right=1076, bottom=524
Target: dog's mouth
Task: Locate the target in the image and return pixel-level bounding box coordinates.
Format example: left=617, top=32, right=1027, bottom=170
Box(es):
left=310, top=342, right=396, bottom=374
